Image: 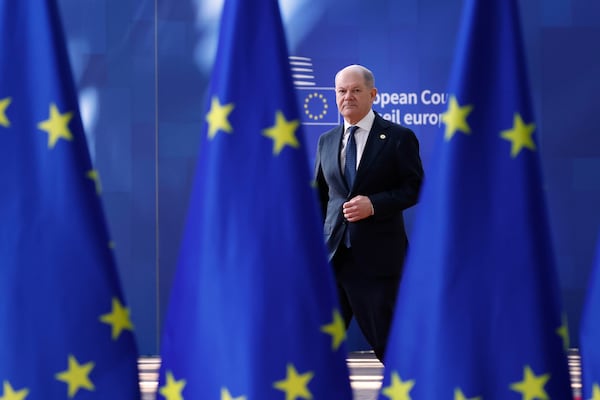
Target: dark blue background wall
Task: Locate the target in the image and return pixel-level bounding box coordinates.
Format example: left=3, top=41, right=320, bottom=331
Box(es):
left=58, top=0, right=600, bottom=355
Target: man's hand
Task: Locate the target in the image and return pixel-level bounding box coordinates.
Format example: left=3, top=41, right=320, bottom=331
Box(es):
left=343, top=195, right=374, bottom=222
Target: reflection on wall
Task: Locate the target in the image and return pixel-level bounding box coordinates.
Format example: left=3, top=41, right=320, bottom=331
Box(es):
left=59, top=0, right=600, bottom=355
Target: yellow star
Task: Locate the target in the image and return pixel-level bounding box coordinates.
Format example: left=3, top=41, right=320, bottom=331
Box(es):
left=441, top=96, right=473, bottom=140
left=556, top=314, right=570, bottom=351
left=454, top=387, right=481, bottom=400
left=0, top=381, right=29, bottom=400
left=0, top=97, right=11, bottom=127
left=37, top=103, right=73, bottom=148
left=320, top=309, right=346, bottom=351
left=99, top=297, right=134, bottom=340
left=509, top=365, right=550, bottom=400
left=381, top=371, right=415, bottom=400
left=263, top=111, right=300, bottom=155
left=221, top=387, right=246, bottom=400
left=159, top=371, right=186, bottom=400
left=500, top=113, right=536, bottom=157
left=590, top=383, right=600, bottom=400
left=206, top=96, right=234, bottom=139
left=273, top=363, right=314, bottom=400
left=87, top=169, right=102, bottom=195
left=55, top=355, right=95, bottom=398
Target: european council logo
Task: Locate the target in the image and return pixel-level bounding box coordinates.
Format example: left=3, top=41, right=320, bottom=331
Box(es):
left=290, top=56, right=340, bottom=126
left=298, top=88, right=339, bottom=126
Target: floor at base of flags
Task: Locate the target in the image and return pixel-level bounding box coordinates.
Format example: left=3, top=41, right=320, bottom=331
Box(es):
left=138, top=349, right=582, bottom=400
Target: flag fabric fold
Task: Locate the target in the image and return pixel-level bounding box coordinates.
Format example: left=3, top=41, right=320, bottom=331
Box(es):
left=0, top=1, right=141, bottom=399
left=157, top=0, right=352, bottom=399
left=379, top=0, right=572, bottom=399
left=581, top=235, right=600, bottom=399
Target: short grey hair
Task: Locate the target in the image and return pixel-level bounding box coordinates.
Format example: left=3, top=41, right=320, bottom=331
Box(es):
left=335, top=64, right=375, bottom=88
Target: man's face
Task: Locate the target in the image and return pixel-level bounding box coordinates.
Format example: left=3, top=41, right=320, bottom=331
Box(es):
left=335, top=69, right=376, bottom=125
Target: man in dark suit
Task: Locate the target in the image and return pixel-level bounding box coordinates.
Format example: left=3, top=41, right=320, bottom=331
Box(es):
left=314, top=64, right=423, bottom=362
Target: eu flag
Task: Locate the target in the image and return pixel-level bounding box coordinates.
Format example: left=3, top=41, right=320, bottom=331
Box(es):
left=379, top=0, right=572, bottom=398
left=157, top=0, right=352, bottom=399
left=0, top=1, right=141, bottom=399
left=297, top=87, right=340, bottom=126
left=581, top=235, right=600, bottom=399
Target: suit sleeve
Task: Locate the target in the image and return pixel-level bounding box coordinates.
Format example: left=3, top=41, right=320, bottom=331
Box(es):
left=314, top=136, right=329, bottom=221
left=369, top=127, right=424, bottom=217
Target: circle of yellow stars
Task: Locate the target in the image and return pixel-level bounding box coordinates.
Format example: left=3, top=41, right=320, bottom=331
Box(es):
left=0, top=97, right=136, bottom=399
left=304, top=92, right=329, bottom=121
left=156, top=309, right=345, bottom=400
left=380, top=365, right=555, bottom=400
left=0, top=298, right=134, bottom=398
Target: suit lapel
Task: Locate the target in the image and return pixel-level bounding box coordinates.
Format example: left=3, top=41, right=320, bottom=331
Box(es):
left=325, top=125, right=348, bottom=189
left=355, top=115, right=388, bottom=185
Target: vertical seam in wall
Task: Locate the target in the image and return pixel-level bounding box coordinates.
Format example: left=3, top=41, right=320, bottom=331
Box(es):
left=154, top=0, right=160, bottom=355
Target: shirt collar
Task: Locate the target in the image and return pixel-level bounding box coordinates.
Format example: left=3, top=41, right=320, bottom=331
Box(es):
left=344, top=109, right=375, bottom=133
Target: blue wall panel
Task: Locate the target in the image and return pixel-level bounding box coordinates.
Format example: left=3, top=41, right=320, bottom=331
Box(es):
left=57, top=0, right=600, bottom=355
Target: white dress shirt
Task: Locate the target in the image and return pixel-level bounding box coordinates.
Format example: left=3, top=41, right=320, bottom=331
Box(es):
left=341, top=109, right=375, bottom=174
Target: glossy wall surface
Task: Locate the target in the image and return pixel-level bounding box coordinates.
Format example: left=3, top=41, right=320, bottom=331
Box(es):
left=58, top=0, right=600, bottom=355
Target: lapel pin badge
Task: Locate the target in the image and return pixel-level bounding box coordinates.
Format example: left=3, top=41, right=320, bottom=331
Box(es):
left=379, top=133, right=386, bottom=139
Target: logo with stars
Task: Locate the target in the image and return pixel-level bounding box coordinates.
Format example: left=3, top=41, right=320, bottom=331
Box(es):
left=304, top=92, right=329, bottom=121
left=295, top=88, right=339, bottom=126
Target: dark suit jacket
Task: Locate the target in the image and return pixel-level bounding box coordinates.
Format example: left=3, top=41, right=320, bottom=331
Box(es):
left=315, top=112, right=424, bottom=277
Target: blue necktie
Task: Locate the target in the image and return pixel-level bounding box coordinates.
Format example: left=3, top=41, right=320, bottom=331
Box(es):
left=344, top=126, right=358, bottom=247
left=344, top=125, right=358, bottom=189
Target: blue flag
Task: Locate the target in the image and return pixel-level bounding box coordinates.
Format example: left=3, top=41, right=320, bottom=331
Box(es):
left=0, top=1, right=140, bottom=399
left=581, top=235, right=600, bottom=399
left=379, top=1, right=573, bottom=399
left=157, top=0, right=352, bottom=399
